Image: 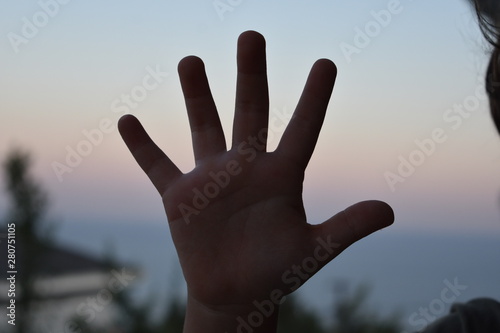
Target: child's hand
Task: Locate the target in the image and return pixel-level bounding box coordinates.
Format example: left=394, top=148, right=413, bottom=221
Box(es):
left=119, top=30, right=394, bottom=332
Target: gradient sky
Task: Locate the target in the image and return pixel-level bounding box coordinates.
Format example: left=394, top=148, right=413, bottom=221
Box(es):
left=1, top=0, right=499, bottom=237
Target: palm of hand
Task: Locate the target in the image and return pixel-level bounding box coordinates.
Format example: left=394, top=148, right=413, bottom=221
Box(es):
left=119, top=31, right=393, bottom=311
left=165, top=150, right=310, bottom=307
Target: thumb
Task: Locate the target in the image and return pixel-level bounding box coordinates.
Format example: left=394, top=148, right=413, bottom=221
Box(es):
left=310, top=200, right=394, bottom=261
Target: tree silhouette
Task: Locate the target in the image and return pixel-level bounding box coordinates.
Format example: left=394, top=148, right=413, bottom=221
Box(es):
left=329, top=284, right=401, bottom=333
left=155, top=297, right=185, bottom=332
left=277, top=294, right=326, bottom=333
left=2, top=148, right=54, bottom=333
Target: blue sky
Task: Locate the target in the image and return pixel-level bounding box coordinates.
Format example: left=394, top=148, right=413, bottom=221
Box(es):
left=1, top=0, right=499, bottom=237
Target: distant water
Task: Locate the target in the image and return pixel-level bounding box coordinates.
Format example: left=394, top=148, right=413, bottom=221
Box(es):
left=56, top=220, right=500, bottom=331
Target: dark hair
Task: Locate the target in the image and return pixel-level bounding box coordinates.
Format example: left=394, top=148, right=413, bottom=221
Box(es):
left=471, top=0, right=500, bottom=132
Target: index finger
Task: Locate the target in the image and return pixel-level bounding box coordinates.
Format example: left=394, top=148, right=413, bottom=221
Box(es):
left=276, top=59, right=337, bottom=169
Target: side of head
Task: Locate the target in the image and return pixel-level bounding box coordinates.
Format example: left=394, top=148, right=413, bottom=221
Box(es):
left=469, top=0, right=500, bottom=132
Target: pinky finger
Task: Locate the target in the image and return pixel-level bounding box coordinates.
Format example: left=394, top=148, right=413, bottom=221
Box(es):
left=118, top=115, right=182, bottom=194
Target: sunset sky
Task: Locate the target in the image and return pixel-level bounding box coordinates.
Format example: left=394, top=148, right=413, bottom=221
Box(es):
left=1, top=0, right=500, bottom=237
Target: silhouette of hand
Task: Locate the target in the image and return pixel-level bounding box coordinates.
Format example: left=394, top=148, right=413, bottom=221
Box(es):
left=119, top=30, right=394, bottom=332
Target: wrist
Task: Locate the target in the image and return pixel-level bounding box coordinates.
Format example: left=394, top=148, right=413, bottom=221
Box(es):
left=183, top=293, right=280, bottom=333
